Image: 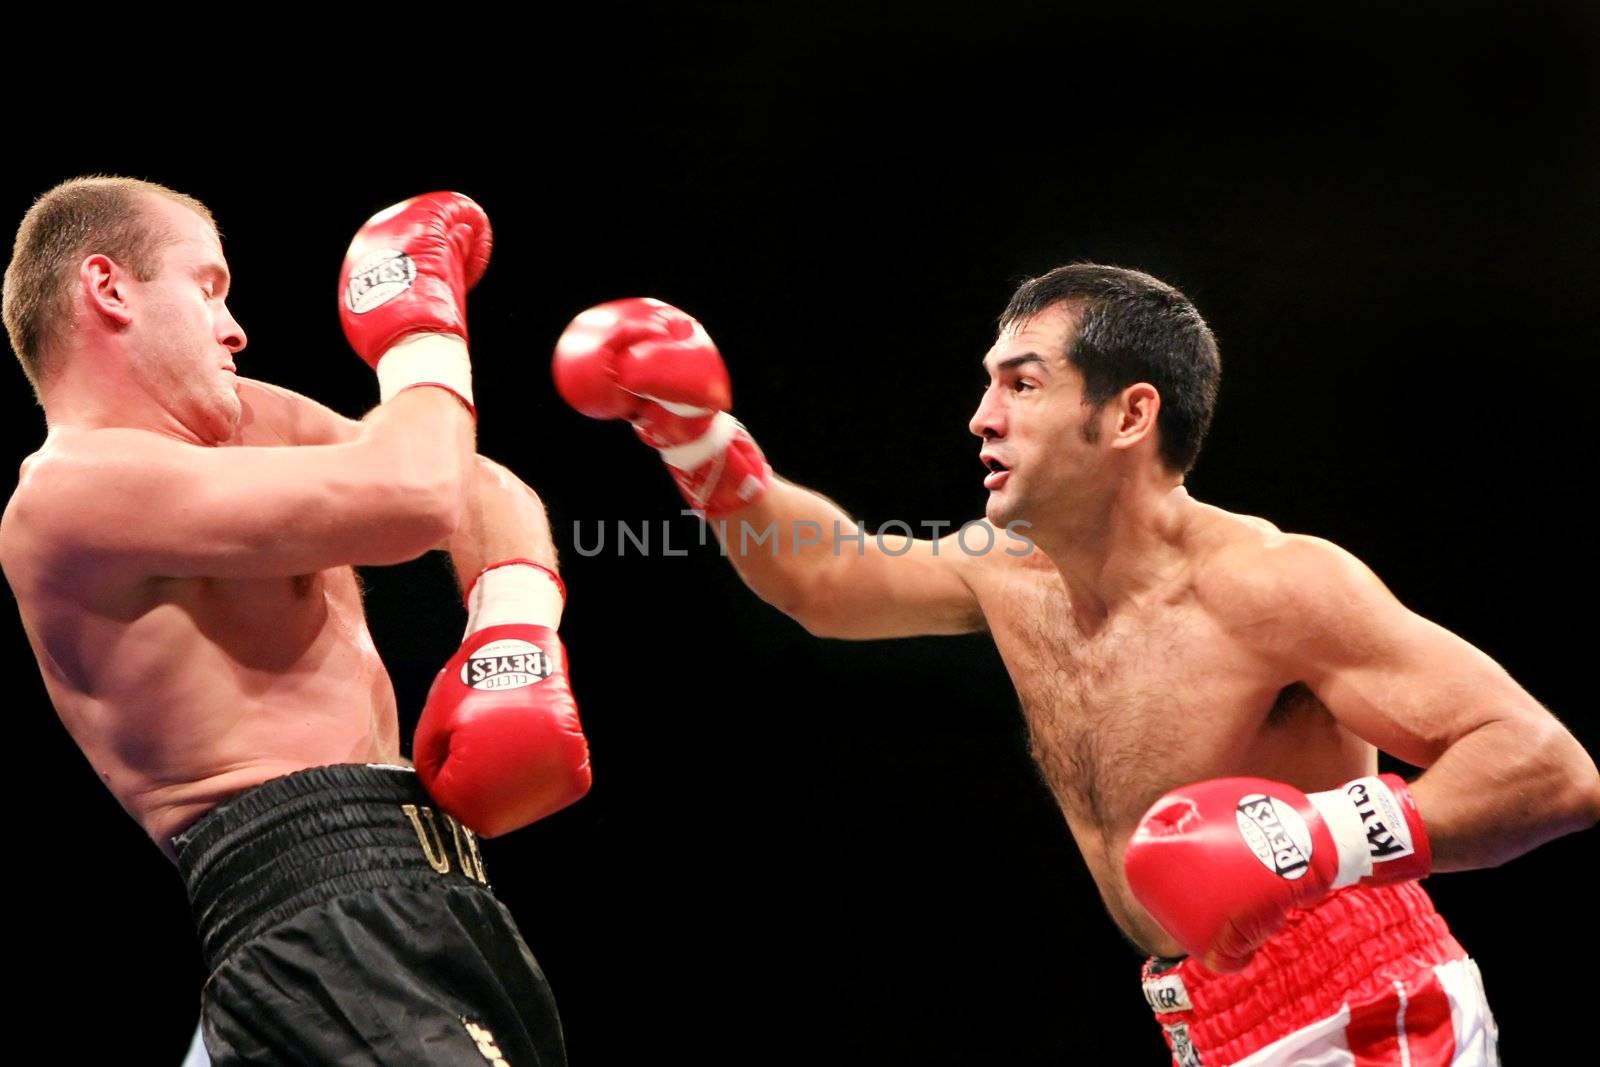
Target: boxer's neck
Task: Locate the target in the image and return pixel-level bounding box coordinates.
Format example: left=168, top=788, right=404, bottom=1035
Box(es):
left=1038, top=481, right=1196, bottom=627
left=41, top=340, right=228, bottom=446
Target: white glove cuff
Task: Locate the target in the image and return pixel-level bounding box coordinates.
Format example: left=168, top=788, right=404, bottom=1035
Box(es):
left=377, top=333, right=474, bottom=409
left=655, top=410, right=739, bottom=471
left=1308, top=782, right=1376, bottom=889
left=465, top=563, right=563, bottom=636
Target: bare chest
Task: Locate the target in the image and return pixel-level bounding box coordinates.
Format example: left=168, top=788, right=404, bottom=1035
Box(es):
left=979, top=571, right=1288, bottom=832
left=183, top=567, right=379, bottom=670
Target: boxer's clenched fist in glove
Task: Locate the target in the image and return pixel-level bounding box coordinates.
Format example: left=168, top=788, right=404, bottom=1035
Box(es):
left=415, top=560, right=591, bottom=837
left=1124, top=774, right=1432, bottom=972
left=340, top=191, right=492, bottom=411
left=553, top=298, right=771, bottom=516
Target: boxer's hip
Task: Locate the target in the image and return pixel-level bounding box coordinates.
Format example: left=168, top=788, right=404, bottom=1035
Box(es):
left=1140, top=881, right=1493, bottom=1065
left=173, top=762, right=493, bottom=974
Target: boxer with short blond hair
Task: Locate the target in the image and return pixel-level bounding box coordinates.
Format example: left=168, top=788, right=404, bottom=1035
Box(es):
left=555, top=268, right=1600, bottom=1066
left=3, top=178, right=588, bottom=1065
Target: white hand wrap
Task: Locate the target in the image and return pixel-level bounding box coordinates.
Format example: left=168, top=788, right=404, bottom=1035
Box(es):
left=376, top=333, right=474, bottom=409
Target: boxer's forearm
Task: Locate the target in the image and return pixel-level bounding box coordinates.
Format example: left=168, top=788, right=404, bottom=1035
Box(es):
left=1409, top=714, right=1600, bottom=871
left=351, top=387, right=476, bottom=553
left=714, top=475, right=862, bottom=620
left=446, top=456, right=558, bottom=591
left=708, top=476, right=981, bottom=638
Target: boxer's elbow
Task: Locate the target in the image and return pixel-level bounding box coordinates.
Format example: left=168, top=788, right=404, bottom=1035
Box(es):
left=724, top=556, right=828, bottom=633
left=778, top=574, right=891, bottom=639
left=793, top=602, right=851, bottom=638
left=1572, top=765, right=1600, bottom=832
left=754, top=578, right=841, bottom=637
left=413, top=467, right=466, bottom=547
left=1534, top=718, right=1600, bottom=837
left=785, top=566, right=904, bottom=639
left=1548, top=771, right=1600, bottom=847
left=357, top=466, right=463, bottom=562
left=410, top=444, right=472, bottom=545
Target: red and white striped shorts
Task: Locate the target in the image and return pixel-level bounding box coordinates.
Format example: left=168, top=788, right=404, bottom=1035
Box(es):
left=1141, top=882, right=1498, bottom=1066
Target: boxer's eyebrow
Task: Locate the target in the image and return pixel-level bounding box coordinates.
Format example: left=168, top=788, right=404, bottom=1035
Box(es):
left=994, top=353, right=1049, bottom=374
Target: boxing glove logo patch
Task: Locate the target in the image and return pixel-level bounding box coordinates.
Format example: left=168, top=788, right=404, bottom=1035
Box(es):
left=1235, top=794, right=1314, bottom=880
left=462, top=639, right=554, bottom=691
left=344, top=248, right=417, bottom=313
left=1345, top=777, right=1415, bottom=864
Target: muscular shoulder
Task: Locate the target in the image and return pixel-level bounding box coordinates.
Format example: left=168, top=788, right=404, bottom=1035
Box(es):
left=16, top=428, right=181, bottom=488
left=3, top=439, right=93, bottom=584
left=0, top=455, right=38, bottom=578
left=3, top=430, right=185, bottom=562
left=1192, top=513, right=1385, bottom=657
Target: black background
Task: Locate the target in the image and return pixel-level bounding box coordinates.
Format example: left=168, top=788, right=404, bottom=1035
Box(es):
left=5, top=4, right=1597, bottom=1063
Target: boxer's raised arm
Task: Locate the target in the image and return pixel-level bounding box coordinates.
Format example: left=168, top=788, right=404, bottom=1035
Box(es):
left=715, top=476, right=983, bottom=638
left=13, top=192, right=495, bottom=583
left=553, top=298, right=984, bottom=640
left=17, top=385, right=472, bottom=580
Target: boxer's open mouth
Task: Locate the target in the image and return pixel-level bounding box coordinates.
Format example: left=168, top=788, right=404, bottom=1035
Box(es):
left=981, top=453, right=1010, bottom=490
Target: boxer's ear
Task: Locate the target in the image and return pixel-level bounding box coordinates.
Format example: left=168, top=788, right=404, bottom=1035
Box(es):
left=81, top=253, right=134, bottom=327
left=1108, top=382, right=1161, bottom=454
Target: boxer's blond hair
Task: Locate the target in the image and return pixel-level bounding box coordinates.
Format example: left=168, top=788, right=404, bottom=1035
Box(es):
left=4, top=176, right=215, bottom=397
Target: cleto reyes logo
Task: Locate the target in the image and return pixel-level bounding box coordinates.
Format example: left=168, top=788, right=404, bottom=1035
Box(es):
left=1235, top=794, right=1315, bottom=880
left=345, top=248, right=417, bottom=313
left=462, top=638, right=553, bottom=691
left=1346, top=778, right=1414, bottom=863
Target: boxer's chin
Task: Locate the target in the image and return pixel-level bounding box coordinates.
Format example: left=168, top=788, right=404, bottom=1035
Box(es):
left=199, top=390, right=244, bottom=445
left=985, top=486, right=1021, bottom=528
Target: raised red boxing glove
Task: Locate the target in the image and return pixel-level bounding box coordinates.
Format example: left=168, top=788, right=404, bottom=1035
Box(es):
left=414, top=561, right=590, bottom=837
left=552, top=298, right=771, bottom=516
left=339, top=191, right=492, bottom=410
left=1123, top=774, right=1431, bottom=972
left=552, top=297, right=729, bottom=419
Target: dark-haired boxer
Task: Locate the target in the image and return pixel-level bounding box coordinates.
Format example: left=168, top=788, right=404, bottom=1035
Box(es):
left=554, top=270, right=1599, bottom=1065
left=3, top=179, right=588, bottom=1065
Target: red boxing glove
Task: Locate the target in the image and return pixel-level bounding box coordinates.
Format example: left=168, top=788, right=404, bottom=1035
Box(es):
left=414, top=562, right=590, bottom=837
left=552, top=298, right=771, bottom=516
left=339, top=191, right=492, bottom=410
left=1123, top=774, right=1431, bottom=972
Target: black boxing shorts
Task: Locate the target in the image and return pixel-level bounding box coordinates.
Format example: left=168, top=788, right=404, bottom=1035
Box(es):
left=1140, top=882, right=1498, bottom=1066
left=174, top=763, right=566, bottom=1065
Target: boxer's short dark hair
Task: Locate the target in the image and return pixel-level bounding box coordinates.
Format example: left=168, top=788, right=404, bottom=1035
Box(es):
left=4, top=176, right=215, bottom=396
left=1000, top=264, right=1220, bottom=473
